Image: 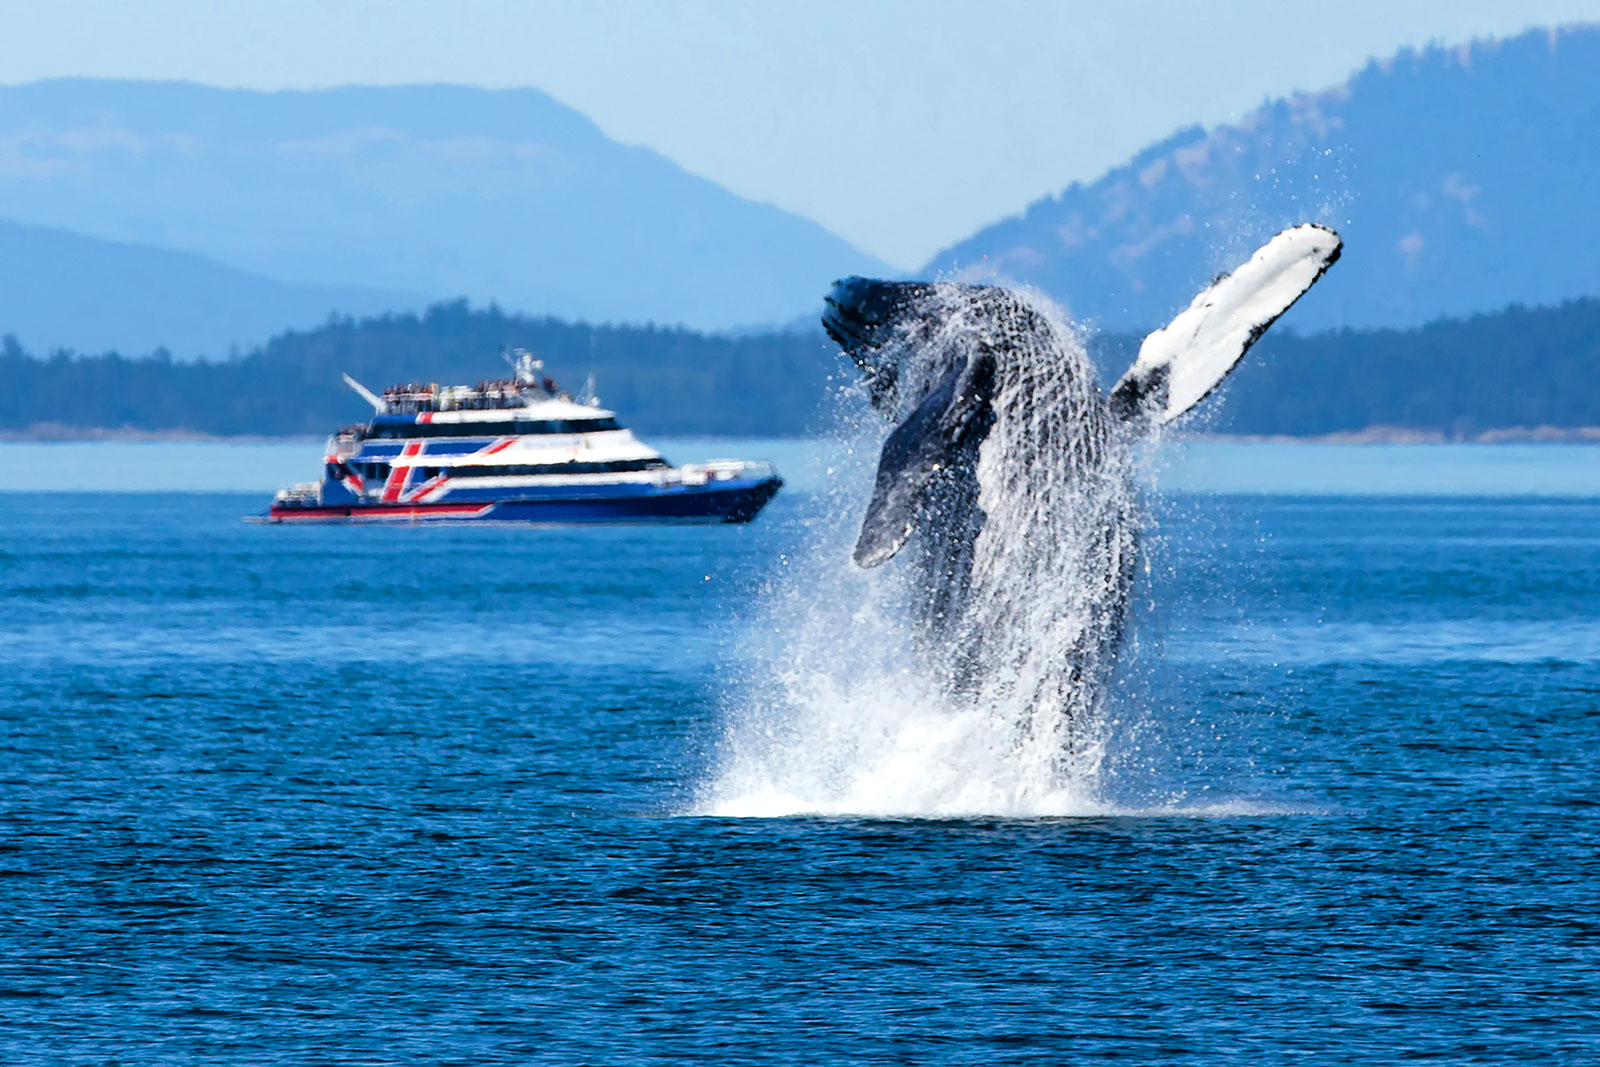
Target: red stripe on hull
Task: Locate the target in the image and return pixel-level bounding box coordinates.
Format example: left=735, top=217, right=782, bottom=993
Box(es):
left=381, top=441, right=424, bottom=503
left=404, top=475, right=450, bottom=503
left=268, top=503, right=496, bottom=522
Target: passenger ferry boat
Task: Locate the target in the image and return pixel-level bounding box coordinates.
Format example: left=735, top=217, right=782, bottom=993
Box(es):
left=261, top=352, right=783, bottom=524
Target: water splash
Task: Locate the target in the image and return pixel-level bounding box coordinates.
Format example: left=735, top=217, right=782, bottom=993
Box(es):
left=700, top=288, right=1167, bottom=819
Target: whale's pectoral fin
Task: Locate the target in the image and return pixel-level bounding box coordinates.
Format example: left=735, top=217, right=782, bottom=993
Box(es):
left=855, top=354, right=995, bottom=568
left=1110, top=223, right=1342, bottom=426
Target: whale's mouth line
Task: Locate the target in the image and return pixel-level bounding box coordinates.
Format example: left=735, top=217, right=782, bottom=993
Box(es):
left=821, top=299, right=866, bottom=350
left=822, top=293, right=893, bottom=355
left=823, top=277, right=935, bottom=356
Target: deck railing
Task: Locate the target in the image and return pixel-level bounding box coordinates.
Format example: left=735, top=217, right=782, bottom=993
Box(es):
left=657, top=460, right=778, bottom=487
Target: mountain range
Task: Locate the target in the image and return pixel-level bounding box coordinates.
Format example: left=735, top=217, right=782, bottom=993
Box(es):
left=4, top=25, right=1600, bottom=359
left=0, top=79, right=888, bottom=352
left=927, top=25, right=1600, bottom=332
left=0, top=219, right=428, bottom=357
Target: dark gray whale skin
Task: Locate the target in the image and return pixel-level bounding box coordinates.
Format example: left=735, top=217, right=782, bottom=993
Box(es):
left=822, top=277, right=1131, bottom=703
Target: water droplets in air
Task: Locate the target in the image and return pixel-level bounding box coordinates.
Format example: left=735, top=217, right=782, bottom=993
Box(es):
left=701, top=286, right=1151, bottom=818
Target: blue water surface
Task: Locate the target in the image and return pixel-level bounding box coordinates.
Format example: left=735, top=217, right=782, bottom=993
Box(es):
left=1, top=444, right=1598, bottom=1063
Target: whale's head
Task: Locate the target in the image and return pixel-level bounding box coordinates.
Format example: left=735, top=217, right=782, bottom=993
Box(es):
left=823, top=278, right=942, bottom=413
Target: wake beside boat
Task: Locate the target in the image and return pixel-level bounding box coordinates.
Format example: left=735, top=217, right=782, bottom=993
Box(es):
left=258, top=351, right=783, bottom=524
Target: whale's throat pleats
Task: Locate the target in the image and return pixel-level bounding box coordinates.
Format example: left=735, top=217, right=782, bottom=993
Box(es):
left=958, top=314, right=1135, bottom=733
left=846, top=282, right=1139, bottom=754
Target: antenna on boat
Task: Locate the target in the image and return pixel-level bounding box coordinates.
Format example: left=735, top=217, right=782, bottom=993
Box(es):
left=579, top=372, right=600, bottom=407
left=342, top=373, right=386, bottom=412
left=505, top=347, right=543, bottom=388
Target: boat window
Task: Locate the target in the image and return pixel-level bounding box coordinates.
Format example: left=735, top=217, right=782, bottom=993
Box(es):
left=444, top=458, right=667, bottom=478
left=332, top=456, right=666, bottom=482
left=365, top=417, right=622, bottom=439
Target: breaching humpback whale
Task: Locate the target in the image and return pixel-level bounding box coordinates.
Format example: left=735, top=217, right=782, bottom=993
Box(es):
left=821, top=225, right=1342, bottom=733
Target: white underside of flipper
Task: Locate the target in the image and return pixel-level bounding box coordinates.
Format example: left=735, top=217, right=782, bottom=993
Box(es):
left=1112, top=224, right=1342, bottom=425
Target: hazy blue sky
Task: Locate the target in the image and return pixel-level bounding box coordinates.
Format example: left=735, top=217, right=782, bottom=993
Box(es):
left=5, top=0, right=1599, bottom=267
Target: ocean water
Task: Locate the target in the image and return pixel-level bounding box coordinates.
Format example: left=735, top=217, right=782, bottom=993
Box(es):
left=2, top=441, right=1598, bottom=1063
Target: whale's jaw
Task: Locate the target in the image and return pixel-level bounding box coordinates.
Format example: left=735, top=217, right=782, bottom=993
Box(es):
left=822, top=278, right=945, bottom=412
left=822, top=277, right=923, bottom=352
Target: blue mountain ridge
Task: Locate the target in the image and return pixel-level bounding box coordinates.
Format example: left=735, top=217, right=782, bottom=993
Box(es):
left=925, top=25, right=1600, bottom=333
left=0, top=79, right=891, bottom=335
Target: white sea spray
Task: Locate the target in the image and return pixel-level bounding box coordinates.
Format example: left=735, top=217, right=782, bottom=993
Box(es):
left=702, top=288, right=1152, bottom=818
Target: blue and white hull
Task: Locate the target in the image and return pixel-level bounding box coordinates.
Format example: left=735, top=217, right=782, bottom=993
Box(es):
left=267, top=470, right=782, bottom=524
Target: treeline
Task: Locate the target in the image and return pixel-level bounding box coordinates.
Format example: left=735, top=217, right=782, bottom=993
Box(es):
left=5, top=296, right=1600, bottom=437
left=0, top=302, right=838, bottom=437
left=1087, top=297, right=1600, bottom=436
left=1217, top=297, right=1600, bottom=435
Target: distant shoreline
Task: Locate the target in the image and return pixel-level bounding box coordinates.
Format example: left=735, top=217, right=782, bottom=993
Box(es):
left=1175, top=425, right=1600, bottom=445
left=6, top=425, right=1600, bottom=445
left=0, top=427, right=323, bottom=444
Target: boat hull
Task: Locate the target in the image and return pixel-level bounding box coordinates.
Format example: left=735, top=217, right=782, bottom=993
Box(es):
left=263, top=477, right=783, bottom=525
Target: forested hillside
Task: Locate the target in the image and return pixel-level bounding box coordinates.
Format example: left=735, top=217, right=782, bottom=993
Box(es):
left=5, top=297, right=1600, bottom=439
left=931, top=26, right=1600, bottom=333
left=1216, top=298, right=1600, bottom=436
